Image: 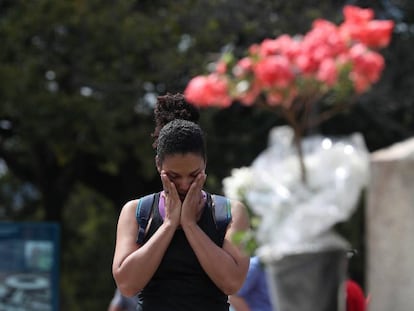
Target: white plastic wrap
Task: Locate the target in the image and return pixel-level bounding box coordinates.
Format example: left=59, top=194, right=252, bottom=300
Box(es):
left=223, top=125, right=370, bottom=262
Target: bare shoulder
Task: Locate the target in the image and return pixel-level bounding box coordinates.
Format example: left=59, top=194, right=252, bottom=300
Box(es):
left=116, top=199, right=141, bottom=234
left=223, top=199, right=251, bottom=263
left=229, top=199, right=248, bottom=218
left=119, top=199, right=139, bottom=218
left=118, top=199, right=139, bottom=229
left=228, top=199, right=250, bottom=231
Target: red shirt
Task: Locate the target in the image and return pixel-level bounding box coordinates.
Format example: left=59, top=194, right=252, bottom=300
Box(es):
left=346, top=279, right=366, bottom=311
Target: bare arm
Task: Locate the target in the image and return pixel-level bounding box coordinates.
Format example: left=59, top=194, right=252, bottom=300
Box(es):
left=180, top=173, right=250, bottom=294
left=112, top=177, right=182, bottom=297
left=229, top=295, right=251, bottom=311
left=182, top=199, right=250, bottom=294
left=111, top=200, right=178, bottom=297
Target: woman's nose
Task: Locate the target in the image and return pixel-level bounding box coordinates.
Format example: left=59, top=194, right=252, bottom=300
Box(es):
left=177, top=177, right=193, bottom=192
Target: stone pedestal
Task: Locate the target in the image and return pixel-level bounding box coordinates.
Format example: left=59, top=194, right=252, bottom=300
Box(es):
left=366, top=137, right=414, bottom=311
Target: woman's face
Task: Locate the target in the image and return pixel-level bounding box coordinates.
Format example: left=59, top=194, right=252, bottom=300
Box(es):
left=157, top=153, right=206, bottom=201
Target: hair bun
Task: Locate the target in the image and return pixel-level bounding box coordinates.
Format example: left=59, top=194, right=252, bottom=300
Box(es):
left=155, top=93, right=199, bottom=126
left=152, top=93, right=200, bottom=148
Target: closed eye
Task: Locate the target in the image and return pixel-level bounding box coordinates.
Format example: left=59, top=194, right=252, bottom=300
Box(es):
left=167, top=170, right=201, bottom=180
left=167, top=173, right=178, bottom=180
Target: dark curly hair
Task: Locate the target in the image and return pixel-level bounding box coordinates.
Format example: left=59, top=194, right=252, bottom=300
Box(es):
left=152, top=93, right=206, bottom=163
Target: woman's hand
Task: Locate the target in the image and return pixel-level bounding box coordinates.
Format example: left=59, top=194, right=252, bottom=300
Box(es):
left=160, top=171, right=181, bottom=228
left=180, top=172, right=206, bottom=226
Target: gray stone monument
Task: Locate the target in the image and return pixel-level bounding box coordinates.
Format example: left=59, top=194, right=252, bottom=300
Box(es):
left=366, top=137, right=414, bottom=311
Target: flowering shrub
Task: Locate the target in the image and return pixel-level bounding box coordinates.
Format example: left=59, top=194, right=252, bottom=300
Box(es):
left=185, top=5, right=394, bottom=183
left=184, top=5, right=393, bottom=111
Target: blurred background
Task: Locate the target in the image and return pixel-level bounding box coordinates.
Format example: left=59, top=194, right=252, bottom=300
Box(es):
left=0, top=0, right=413, bottom=310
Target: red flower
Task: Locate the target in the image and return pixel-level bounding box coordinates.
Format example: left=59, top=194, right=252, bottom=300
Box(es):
left=254, top=55, right=294, bottom=88
left=340, top=6, right=394, bottom=48
left=215, top=60, right=227, bottom=74
left=233, top=57, right=254, bottom=78
left=184, top=5, right=393, bottom=113
left=257, top=35, right=301, bottom=59
left=236, top=81, right=262, bottom=106
left=317, top=58, right=338, bottom=86
left=184, top=74, right=231, bottom=108
left=349, top=44, right=385, bottom=93
left=343, top=5, right=374, bottom=24
left=184, top=5, right=394, bottom=185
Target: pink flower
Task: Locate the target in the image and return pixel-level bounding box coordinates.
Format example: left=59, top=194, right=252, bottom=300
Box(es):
left=350, top=44, right=385, bottom=83
left=349, top=72, right=371, bottom=94
left=258, top=35, right=300, bottom=59
left=354, top=20, right=395, bottom=48
left=215, top=60, right=227, bottom=74
left=343, top=5, right=374, bottom=24
left=307, top=20, right=347, bottom=57
left=184, top=5, right=394, bottom=188
left=184, top=74, right=232, bottom=108
left=317, top=58, right=338, bottom=86
left=233, top=57, right=253, bottom=78
left=295, top=52, right=319, bottom=74
left=254, top=55, right=294, bottom=88
left=248, top=43, right=261, bottom=56
left=346, top=43, right=385, bottom=93
left=259, top=38, right=282, bottom=56
left=185, top=5, right=393, bottom=112
left=340, top=5, right=394, bottom=49
left=236, top=81, right=262, bottom=106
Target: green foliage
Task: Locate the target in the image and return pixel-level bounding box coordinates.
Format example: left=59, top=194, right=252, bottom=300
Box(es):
left=232, top=211, right=263, bottom=256
left=232, top=229, right=258, bottom=256
left=61, top=183, right=117, bottom=311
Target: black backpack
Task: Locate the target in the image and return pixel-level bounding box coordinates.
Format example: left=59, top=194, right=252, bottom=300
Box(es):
left=135, top=192, right=232, bottom=245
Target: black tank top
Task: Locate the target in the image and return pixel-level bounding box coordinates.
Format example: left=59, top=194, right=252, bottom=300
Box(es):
left=137, top=197, right=229, bottom=311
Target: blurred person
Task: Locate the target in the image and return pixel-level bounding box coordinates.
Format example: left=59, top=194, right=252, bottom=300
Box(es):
left=346, top=279, right=366, bottom=311
left=108, top=288, right=139, bottom=311
left=112, top=93, right=250, bottom=311
left=229, top=256, right=274, bottom=311
left=345, top=250, right=366, bottom=311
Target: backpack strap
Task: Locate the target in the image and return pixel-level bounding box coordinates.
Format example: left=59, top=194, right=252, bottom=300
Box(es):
left=210, top=194, right=232, bottom=233
left=135, top=193, right=159, bottom=245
